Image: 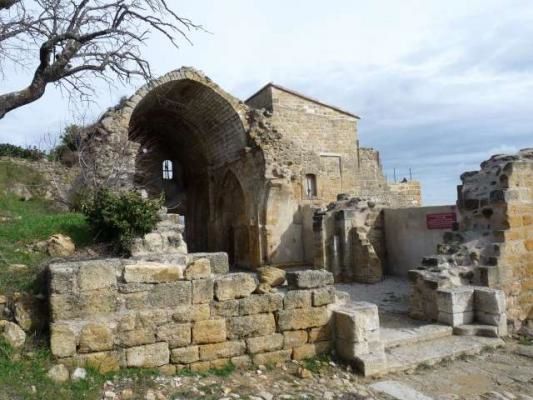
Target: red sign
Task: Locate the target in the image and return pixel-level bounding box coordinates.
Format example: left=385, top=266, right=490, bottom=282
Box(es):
left=426, top=212, right=457, bottom=230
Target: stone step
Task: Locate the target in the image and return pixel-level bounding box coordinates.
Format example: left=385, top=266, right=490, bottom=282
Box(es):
left=384, top=335, right=504, bottom=374
left=381, top=323, right=452, bottom=349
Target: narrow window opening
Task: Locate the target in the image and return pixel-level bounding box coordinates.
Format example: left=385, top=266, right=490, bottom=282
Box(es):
left=162, top=160, right=173, bottom=180
left=305, top=174, right=317, bottom=198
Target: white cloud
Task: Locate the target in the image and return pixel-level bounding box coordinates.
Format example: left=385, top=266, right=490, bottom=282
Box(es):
left=1, top=0, right=532, bottom=204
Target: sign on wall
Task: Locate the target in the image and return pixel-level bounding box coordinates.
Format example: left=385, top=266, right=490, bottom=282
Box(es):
left=426, top=212, right=457, bottom=230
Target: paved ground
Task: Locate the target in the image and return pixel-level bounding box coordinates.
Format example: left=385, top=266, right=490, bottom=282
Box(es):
left=335, top=276, right=410, bottom=314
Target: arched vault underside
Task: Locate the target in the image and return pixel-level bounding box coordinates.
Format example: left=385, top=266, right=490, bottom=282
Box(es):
left=125, top=70, right=265, bottom=268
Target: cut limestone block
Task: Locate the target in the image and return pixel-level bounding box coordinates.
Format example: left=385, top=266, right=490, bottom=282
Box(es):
left=437, top=311, right=474, bottom=327
left=189, top=252, right=229, bottom=275
left=286, top=270, right=334, bottom=289
left=474, top=287, right=506, bottom=314
left=214, top=273, right=257, bottom=301
left=436, top=287, right=474, bottom=314
left=334, top=302, right=380, bottom=343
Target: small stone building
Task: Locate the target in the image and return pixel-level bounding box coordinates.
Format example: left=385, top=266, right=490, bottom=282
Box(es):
left=87, top=67, right=420, bottom=270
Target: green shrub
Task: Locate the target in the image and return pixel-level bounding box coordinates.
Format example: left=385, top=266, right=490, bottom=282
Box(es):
left=81, top=188, right=162, bottom=254
left=48, top=124, right=83, bottom=166
left=0, top=143, right=45, bottom=161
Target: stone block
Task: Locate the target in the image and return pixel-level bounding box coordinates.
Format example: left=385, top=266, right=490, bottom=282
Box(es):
left=126, top=343, right=170, bottom=368
left=283, top=330, right=308, bottom=349
left=78, top=260, right=118, bottom=291
left=214, top=273, right=257, bottom=300
left=190, top=252, right=229, bottom=274
left=211, top=300, right=240, bottom=317
left=48, top=262, right=79, bottom=294
left=227, top=313, right=276, bottom=339
left=50, top=289, right=119, bottom=321
left=436, top=287, right=474, bottom=314
left=474, top=287, right=506, bottom=314
left=147, top=281, right=191, bottom=308
left=199, top=341, right=246, bottom=361
left=66, top=351, right=121, bottom=373
left=239, top=293, right=283, bottom=315
left=210, top=358, right=231, bottom=369
left=286, top=270, right=334, bottom=289
left=190, top=361, right=211, bottom=372
left=257, top=266, right=286, bottom=287
left=172, top=304, right=210, bottom=322
left=283, top=290, right=312, bottom=309
left=79, top=323, right=114, bottom=353
left=121, top=328, right=155, bottom=347
left=292, top=341, right=331, bottom=360
left=184, top=258, right=211, bottom=280
left=123, top=292, right=149, bottom=310
left=192, top=279, right=214, bottom=304
left=335, top=339, right=384, bottom=359
left=333, top=302, right=379, bottom=342
left=246, top=334, right=284, bottom=354
left=171, top=346, right=199, bottom=364
left=50, top=323, right=77, bottom=358
left=476, top=310, right=507, bottom=330
left=137, top=309, right=172, bottom=326
left=312, top=286, right=336, bottom=306
left=252, top=349, right=292, bottom=365
left=309, top=324, right=332, bottom=342
left=231, top=355, right=252, bottom=368
left=192, top=319, right=226, bottom=344
left=156, top=323, right=191, bottom=348
left=438, top=311, right=474, bottom=327
left=355, top=351, right=388, bottom=377
left=278, top=307, right=330, bottom=331
left=124, top=263, right=184, bottom=283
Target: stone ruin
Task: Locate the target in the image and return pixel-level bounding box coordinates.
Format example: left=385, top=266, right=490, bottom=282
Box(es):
left=83, top=67, right=421, bottom=271
left=409, top=149, right=533, bottom=330
left=3, top=67, right=531, bottom=379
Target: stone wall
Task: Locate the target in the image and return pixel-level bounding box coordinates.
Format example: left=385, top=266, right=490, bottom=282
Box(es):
left=313, top=196, right=387, bottom=283
left=356, top=148, right=422, bottom=208
left=409, top=149, right=533, bottom=326
left=48, top=258, right=337, bottom=372
left=0, top=157, right=78, bottom=207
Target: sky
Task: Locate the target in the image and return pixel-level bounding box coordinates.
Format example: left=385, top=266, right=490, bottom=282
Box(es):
left=1, top=0, right=532, bottom=205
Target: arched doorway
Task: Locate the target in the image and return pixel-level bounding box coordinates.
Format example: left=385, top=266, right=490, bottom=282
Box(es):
left=215, top=172, right=249, bottom=268
left=128, top=77, right=248, bottom=256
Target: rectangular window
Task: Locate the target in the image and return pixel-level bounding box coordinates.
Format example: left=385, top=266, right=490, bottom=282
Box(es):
left=162, top=160, right=173, bottom=180
left=305, top=174, right=317, bottom=198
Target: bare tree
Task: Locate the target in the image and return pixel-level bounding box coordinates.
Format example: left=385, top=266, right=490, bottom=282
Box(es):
left=0, top=0, right=200, bottom=120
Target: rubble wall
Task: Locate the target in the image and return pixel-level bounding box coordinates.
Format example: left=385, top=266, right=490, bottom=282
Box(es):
left=48, top=259, right=336, bottom=372
left=409, top=149, right=533, bottom=325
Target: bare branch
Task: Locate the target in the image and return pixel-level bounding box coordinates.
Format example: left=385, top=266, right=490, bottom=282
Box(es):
left=0, top=0, right=202, bottom=120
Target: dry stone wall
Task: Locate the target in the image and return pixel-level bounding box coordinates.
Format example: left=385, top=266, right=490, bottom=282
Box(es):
left=48, top=258, right=337, bottom=373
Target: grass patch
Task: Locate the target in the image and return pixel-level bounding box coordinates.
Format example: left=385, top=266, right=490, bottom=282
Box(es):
left=0, top=160, right=91, bottom=294
left=0, top=338, right=165, bottom=400
left=302, top=354, right=330, bottom=374
left=518, top=336, right=533, bottom=346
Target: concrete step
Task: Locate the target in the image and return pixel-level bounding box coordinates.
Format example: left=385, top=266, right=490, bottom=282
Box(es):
left=381, top=323, right=452, bottom=349
left=385, top=335, right=504, bottom=374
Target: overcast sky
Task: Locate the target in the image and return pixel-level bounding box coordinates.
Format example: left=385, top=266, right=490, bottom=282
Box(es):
left=1, top=0, right=532, bottom=205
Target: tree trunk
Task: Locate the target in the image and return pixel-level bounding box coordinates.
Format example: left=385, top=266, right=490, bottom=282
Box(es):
left=0, top=79, right=47, bottom=119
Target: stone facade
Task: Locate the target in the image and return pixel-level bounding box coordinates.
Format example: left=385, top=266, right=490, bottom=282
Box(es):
left=47, top=257, right=337, bottom=372
left=84, top=68, right=421, bottom=270
left=409, top=149, right=533, bottom=326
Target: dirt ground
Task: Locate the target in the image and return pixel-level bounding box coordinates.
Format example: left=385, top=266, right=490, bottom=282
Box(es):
left=99, top=340, right=533, bottom=400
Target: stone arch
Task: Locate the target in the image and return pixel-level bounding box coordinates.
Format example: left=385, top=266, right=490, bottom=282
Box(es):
left=125, top=68, right=251, bottom=254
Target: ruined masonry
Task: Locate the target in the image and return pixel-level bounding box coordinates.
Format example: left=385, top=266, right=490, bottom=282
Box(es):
left=85, top=67, right=421, bottom=271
